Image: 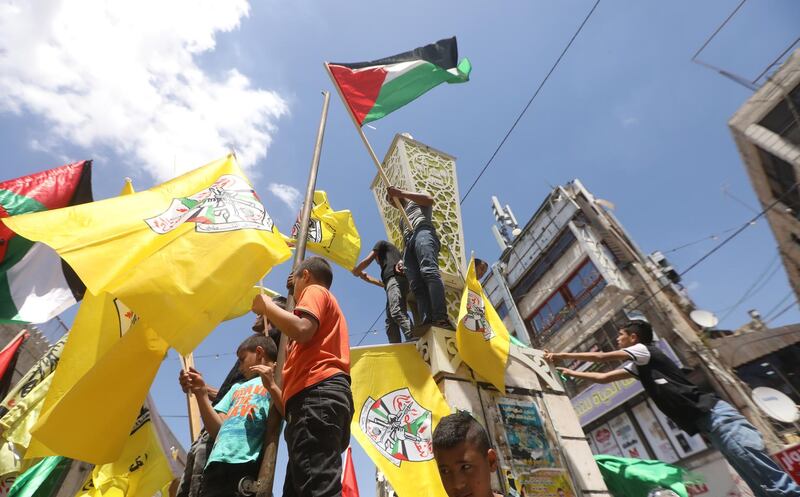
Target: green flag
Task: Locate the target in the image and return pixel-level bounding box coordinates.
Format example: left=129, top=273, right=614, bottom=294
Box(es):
left=594, top=455, right=689, bottom=497
left=8, top=456, right=71, bottom=497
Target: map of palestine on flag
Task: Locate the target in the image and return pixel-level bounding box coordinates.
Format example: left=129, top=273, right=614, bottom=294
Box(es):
left=456, top=257, right=511, bottom=392
left=290, top=190, right=361, bottom=270
left=0, top=162, right=93, bottom=323
left=350, top=344, right=451, bottom=497
left=2, top=155, right=292, bottom=355
left=326, top=37, right=471, bottom=125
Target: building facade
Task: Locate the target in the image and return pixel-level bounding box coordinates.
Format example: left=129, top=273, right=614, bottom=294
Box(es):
left=729, top=48, right=800, bottom=302
left=484, top=180, right=767, bottom=497
left=372, top=136, right=610, bottom=497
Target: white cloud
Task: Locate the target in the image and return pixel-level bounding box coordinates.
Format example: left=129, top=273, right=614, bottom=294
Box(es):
left=268, top=182, right=300, bottom=210
left=621, top=116, right=640, bottom=127
left=0, top=0, right=288, bottom=181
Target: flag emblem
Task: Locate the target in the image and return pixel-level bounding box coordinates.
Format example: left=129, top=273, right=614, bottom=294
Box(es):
left=113, top=298, right=139, bottom=337
left=359, top=388, right=434, bottom=467
left=292, top=218, right=326, bottom=245
left=145, top=174, right=274, bottom=234
left=462, top=290, right=495, bottom=341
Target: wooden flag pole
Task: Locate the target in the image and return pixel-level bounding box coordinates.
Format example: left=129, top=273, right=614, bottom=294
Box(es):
left=180, top=354, right=202, bottom=441
left=254, top=90, right=331, bottom=497
left=323, top=62, right=415, bottom=230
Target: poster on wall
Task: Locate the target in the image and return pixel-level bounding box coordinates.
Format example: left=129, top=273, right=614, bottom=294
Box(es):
left=646, top=399, right=706, bottom=458
left=489, top=394, right=576, bottom=497
left=524, top=469, right=576, bottom=497
left=590, top=423, right=623, bottom=457
left=496, top=397, right=555, bottom=468
left=608, top=411, right=649, bottom=459
left=631, top=401, right=679, bottom=463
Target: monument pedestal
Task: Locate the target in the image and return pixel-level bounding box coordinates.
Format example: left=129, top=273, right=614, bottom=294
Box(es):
left=416, top=326, right=611, bottom=497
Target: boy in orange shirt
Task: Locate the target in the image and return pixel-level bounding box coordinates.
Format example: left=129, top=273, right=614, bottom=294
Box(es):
left=252, top=256, right=353, bottom=497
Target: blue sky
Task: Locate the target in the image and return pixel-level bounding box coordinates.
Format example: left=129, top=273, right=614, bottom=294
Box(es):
left=2, top=1, right=799, bottom=494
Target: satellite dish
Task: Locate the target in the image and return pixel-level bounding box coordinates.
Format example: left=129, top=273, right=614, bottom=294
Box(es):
left=752, top=387, right=800, bottom=423
left=690, top=309, right=719, bottom=329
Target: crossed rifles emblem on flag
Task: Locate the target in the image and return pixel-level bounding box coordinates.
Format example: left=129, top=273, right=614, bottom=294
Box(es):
left=145, top=174, right=274, bottom=235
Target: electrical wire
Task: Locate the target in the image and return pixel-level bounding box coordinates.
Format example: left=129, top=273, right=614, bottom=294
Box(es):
left=459, top=0, right=601, bottom=204
left=717, top=252, right=780, bottom=321
left=763, top=290, right=795, bottom=321
left=752, top=36, right=800, bottom=84
left=690, top=0, right=748, bottom=62
left=765, top=299, right=799, bottom=325
left=661, top=225, right=740, bottom=255
left=628, top=180, right=800, bottom=313
left=355, top=309, right=385, bottom=346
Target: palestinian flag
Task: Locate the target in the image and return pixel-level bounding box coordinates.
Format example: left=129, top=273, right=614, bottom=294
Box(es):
left=0, top=331, right=27, bottom=399
left=0, top=162, right=93, bottom=323
left=327, top=37, right=471, bottom=126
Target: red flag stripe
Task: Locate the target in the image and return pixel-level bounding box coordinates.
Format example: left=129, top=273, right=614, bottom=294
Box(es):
left=328, top=64, right=387, bottom=126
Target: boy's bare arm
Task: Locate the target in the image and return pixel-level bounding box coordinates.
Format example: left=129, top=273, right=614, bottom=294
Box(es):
left=250, top=364, right=284, bottom=416
left=557, top=367, right=633, bottom=384
left=352, top=250, right=377, bottom=276
left=359, top=272, right=384, bottom=288
left=544, top=349, right=630, bottom=363
left=184, top=368, right=227, bottom=438
left=252, top=295, right=318, bottom=344
left=387, top=186, right=434, bottom=206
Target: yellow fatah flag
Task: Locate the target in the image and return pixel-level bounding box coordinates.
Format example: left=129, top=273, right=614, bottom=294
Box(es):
left=223, top=286, right=279, bottom=322
left=350, top=344, right=451, bottom=497
left=456, top=257, right=510, bottom=392
left=3, top=155, right=291, bottom=355
left=290, top=190, right=361, bottom=270
left=25, top=180, right=168, bottom=463
left=75, top=402, right=178, bottom=497
left=26, top=293, right=168, bottom=463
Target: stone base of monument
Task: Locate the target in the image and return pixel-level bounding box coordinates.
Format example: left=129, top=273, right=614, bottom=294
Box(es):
left=415, top=325, right=611, bottom=497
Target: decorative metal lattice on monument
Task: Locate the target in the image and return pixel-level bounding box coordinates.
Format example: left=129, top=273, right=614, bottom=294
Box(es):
left=370, top=133, right=467, bottom=321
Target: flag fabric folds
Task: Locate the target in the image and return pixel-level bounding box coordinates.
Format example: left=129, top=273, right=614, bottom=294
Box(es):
left=24, top=180, right=168, bottom=464
left=456, top=257, right=511, bottom=392
left=26, top=291, right=168, bottom=463
left=0, top=335, right=67, bottom=486
left=327, top=37, right=471, bottom=126
left=290, top=191, right=361, bottom=270
left=2, top=155, right=291, bottom=355
left=0, top=333, right=27, bottom=399
left=341, top=446, right=360, bottom=497
left=224, top=286, right=279, bottom=322
left=76, top=402, right=180, bottom=497
left=0, top=162, right=93, bottom=323
left=350, top=344, right=451, bottom=497
left=594, top=455, right=689, bottom=497
left=7, top=456, right=71, bottom=497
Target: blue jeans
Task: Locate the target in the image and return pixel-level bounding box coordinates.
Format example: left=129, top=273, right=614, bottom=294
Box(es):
left=403, top=226, right=448, bottom=324
left=696, top=400, right=800, bottom=497
left=384, top=276, right=412, bottom=343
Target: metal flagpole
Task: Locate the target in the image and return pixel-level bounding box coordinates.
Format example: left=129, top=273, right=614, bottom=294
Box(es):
left=253, top=90, right=331, bottom=497
left=323, top=62, right=414, bottom=230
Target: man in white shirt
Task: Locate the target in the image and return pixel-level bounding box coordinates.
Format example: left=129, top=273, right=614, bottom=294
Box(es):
left=545, top=320, right=799, bottom=497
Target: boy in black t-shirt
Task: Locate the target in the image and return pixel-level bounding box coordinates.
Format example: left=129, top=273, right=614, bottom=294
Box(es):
left=352, top=239, right=412, bottom=343
left=545, top=320, right=799, bottom=497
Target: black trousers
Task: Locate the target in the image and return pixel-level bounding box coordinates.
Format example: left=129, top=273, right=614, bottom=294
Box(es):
left=282, top=374, right=354, bottom=497
left=200, top=461, right=258, bottom=497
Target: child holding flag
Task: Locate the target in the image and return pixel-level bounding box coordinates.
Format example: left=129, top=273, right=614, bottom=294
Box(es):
left=252, top=256, right=354, bottom=497
left=181, top=334, right=280, bottom=497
